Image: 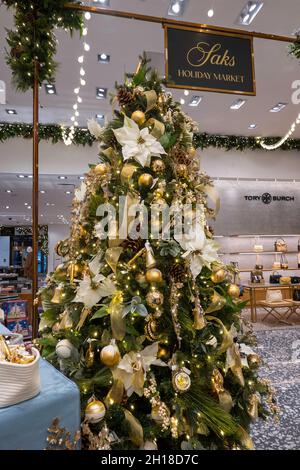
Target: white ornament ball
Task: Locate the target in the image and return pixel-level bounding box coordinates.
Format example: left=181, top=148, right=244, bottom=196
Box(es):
left=85, top=399, right=106, bottom=423
left=55, top=339, right=75, bottom=359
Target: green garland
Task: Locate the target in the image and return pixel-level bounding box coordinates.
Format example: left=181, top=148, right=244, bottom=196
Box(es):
left=2, top=0, right=83, bottom=91
left=1, top=122, right=300, bottom=151
left=289, top=34, right=300, bottom=60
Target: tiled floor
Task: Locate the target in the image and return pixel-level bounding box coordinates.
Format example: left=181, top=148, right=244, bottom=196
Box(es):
left=250, top=326, right=300, bottom=450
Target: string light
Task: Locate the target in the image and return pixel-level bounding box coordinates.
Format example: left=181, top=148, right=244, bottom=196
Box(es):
left=62, top=18, right=91, bottom=146
left=259, top=111, right=300, bottom=150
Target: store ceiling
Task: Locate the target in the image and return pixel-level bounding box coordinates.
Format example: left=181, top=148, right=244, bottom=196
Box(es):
left=0, top=0, right=300, bottom=138
left=0, top=173, right=79, bottom=226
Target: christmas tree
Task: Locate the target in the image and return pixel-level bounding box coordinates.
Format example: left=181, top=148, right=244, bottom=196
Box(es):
left=39, top=57, right=275, bottom=450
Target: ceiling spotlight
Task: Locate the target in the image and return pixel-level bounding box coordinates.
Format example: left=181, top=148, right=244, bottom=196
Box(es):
left=93, top=0, right=110, bottom=5
left=5, top=206, right=9, bottom=209
left=78, top=176, right=85, bottom=180
left=74, top=88, right=80, bottom=94
left=84, top=43, right=90, bottom=52
left=6, top=109, right=17, bottom=114
left=236, top=2, right=264, bottom=26
left=248, top=123, right=257, bottom=129
left=84, top=12, right=91, bottom=20
left=180, top=98, right=185, bottom=105
left=184, top=90, right=190, bottom=96
left=18, top=174, right=25, bottom=178
left=58, top=176, right=67, bottom=180
left=96, top=87, right=107, bottom=99
left=5, top=190, right=12, bottom=193
left=168, top=1, right=186, bottom=17
left=65, top=190, right=72, bottom=195
left=189, top=96, right=202, bottom=107
left=27, top=175, right=33, bottom=179
left=78, top=55, right=84, bottom=63
left=207, top=9, right=214, bottom=17
left=270, top=102, right=287, bottom=113
left=96, top=114, right=105, bottom=121
left=80, top=68, right=86, bottom=76
left=40, top=190, right=46, bottom=194
left=230, top=99, right=247, bottom=110
left=27, top=205, right=31, bottom=209
left=80, top=78, right=86, bottom=86
left=24, top=202, right=28, bottom=206
left=98, top=53, right=110, bottom=64
left=45, top=84, right=56, bottom=95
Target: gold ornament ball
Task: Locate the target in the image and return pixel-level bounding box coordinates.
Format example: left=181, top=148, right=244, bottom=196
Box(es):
left=188, top=146, right=197, bottom=157
left=100, top=343, right=121, bottom=367
left=158, top=346, right=170, bottom=360
left=138, top=173, right=153, bottom=188
left=228, top=283, right=240, bottom=299
left=176, top=163, right=188, bottom=178
left=146, top=289, right=164, bottom=308
left=131, top=110, right=146, bottom=126
left=146, top=268, right=163, bottom=283
left=94, top=162, right=110, bottom=176
left=172, top=370, right=191, bottom=393
left=151, top=159, right=165, bottom=173
left=85, top=399, right=106, bottom=423
left=211, top=269, right=226, bottom=283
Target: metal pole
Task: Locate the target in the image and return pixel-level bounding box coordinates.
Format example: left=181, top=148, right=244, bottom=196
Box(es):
left=65, top=3, right=295, bottom=44
left=32, top=60, right=39, bottom=339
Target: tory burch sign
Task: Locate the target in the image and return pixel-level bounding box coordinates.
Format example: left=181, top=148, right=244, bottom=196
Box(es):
left=164, top=25, right=256, bottom=95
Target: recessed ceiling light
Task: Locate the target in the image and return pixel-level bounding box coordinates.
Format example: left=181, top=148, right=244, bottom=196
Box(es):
left=65, top=190, right=72, bottom=195
left=40, top=214, right=44, bottom=217
left=96, top=114, right=104, bottom=121
left=270, top=102, right=287, bottom=113
left=168, top=1, right=186, bottom=17
left=27, top=205, right=31, bottom=209
left=18, top=174, right=25, bottom=178
left=6, top=109, right=17, bottom=115
left=230, top=99, right=247, bottom=110
left=96, top=87, right=107, bottom=99
left=58, top=176, right=67, bottom=180
left=84, top=12, right=91, bottom=20
left=24, top=203, right=28, bottom=206
left=248, top=123, right=257, bottom=129
left=98, top=53, right=110, bottom=64
left=40, top=190, right=46, bottom=194
left=207, top=9, right=214, bottom=17
left=5, top=206, right=9, bottom=209
left=93, top=0, right=110, bottom=5
left=27, top=175, right=33, bottom=179
left=5, top=190, right=12, bottom=193
left=236, top=1, right=263, bottom=26
left=184, top=90, right=190, bottom=96
left=189, top=95, right=202, bottom=107
left=180, top=98, right=185, bottom=105
left=45, top=84, right=56, bottom=95
left=78, top=176, right=85, bottom=180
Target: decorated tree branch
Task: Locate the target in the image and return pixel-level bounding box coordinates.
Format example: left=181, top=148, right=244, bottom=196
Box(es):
left=38, top=58, right=276, bottom=450
left=2, top=0, right=83, bottom=91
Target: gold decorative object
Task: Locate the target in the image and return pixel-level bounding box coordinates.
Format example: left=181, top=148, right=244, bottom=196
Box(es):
left=170, top=281, right=182, bottom=348
left=138, top=173, right=153, bottom=188
left=188, top=146, right=197, bottom=157
left=175, top=163, right=188, bottom=178
left=247, top=393, right=260, bottom=421
left=67, top=262, right=82, bottom=283
left=145, top=241, right=156, bottom=269
left=146, top=268, right=163, bottom=283
left=211, top=268, right=226, bottom=283
left=85, top=342, right=95, bottom=368
left=172, top=368, right=191, bottom=393
left=94, top=162, right=110, bottom=176
left=192, top=281, right=206, bottom=330
left=51, top=285, right=63, bottom=304
left=144, top=316, right=159, bottom=341
left=151, top=159, right=165, bottom=173
left=146, top=288, right=164, bottom=309
left=228, top=283, right=240, bottom=299
left=131, top=110, right=146, bottom=125
left=135, top=272, right=147, bottom=284
left=205, top=291, right=227, bottom=313
left=46, top=418, right=80, bottom=450
left=85, top=397, right=106, bottom=423
left=100, top=340, right=121, bottom=367
left=248, top=353, right=261, bottom=365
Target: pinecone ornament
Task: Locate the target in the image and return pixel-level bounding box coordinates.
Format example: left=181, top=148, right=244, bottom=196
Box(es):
left=169, top=263, right=186, bottom=283
left=171, top=145, right=192, bottom=166
left=122, top=237, right=145, bottom=253
left=117, top=87, right=134, bottom=106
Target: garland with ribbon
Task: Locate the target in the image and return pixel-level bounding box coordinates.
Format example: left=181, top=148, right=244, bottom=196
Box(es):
left=289, top=33, right=300, bottom=60
left=2, top=0, right=83, bottom=91
left=1, top=122, right=300, bottom=151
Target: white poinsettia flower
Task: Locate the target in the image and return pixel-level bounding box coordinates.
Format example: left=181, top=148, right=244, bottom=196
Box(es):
left=87, top=118, right=103, bottom=139
left=74, top=181, right=87, bottom=203
left=112, top=342, right=167, bottom=397
left=175, top=224, right=219, bottom=279
left=113, top=116, right=166, bottom=167
left=73, top=274, right=116, bottom=308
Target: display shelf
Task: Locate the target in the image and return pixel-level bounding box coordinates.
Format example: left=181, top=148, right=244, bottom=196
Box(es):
left=238, top=267, right=300, bottom=272
left=220, top=251, right=298, bottom=255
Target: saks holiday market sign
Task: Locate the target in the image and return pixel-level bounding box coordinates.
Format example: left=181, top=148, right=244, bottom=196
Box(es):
left=165, top=25, right=256, bottom=95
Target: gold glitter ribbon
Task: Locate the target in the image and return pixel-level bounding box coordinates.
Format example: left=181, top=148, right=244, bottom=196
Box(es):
left=205, top=291, right=226, bottom=314
left=108, top=290, right=125, bottom=340
left=247, top=394, right=260, bottom=420
left=105, top=247, right=123, bottom=273
left=105, top=379, right=124, bottom=407
left=120, top=163, right=138, bottom=184
left=146, top=118, right=165, bottom=139
left=76, top=307, right=91, bottom=331
left=124, top=409, right=144, bottom=447
left=144, top=90, right=157, bottom=112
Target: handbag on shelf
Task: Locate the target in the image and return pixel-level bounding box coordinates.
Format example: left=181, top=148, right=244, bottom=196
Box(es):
left=280, top=253, right=289, bottom=270
left=266, top=289, right=283, bottom=303
left=269, top=272, right=282, bottom=284
left=291, top=276, right=300, bottom=284
left=279, top=276, right=291, bottom=284
left=293, top=289, right=300, bottom=301
left=272, top=253, right=281, bottom=270
left=275, top=238, right=287, bottom=253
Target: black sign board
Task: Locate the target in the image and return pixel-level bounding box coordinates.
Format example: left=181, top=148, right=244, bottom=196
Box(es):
left=165, top=25, right=256, bottom=95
